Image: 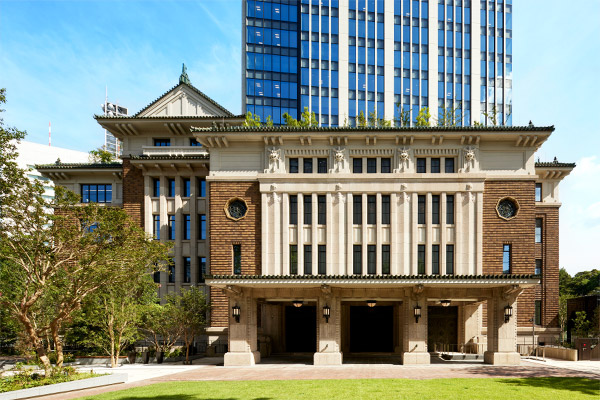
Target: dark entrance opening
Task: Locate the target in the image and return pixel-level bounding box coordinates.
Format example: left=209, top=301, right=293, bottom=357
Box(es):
left=428, top=306, right=458, bottom=351
left=285, top=305, right=316, bottom=352
left=349, top=306, right=394, bottom=352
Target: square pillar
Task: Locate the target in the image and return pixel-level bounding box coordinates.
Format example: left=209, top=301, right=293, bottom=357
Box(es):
left=401, top=297, right=430, bottom=365
left=484, top=289, right=520, bottom=365
left=224, top=294, right=261, bottom=366
left=314, top=296, right=343, bottom=365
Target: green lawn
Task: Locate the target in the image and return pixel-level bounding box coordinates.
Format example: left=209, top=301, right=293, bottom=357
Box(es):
left=81, top=378, right=599, bottom=400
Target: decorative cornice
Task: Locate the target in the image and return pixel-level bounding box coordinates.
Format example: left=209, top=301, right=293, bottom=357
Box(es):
left=191, top=126, right=555, bottom=134
left=35, top=162, right=122, bottom=170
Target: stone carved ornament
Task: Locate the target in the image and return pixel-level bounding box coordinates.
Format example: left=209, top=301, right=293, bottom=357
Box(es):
left=463, top=146, right=477, bottom=172
left=398, top=147, right=410, bottom=172
left=333, top=147, right=346, bottom=173
left=266, top=147, right=282, bottom=173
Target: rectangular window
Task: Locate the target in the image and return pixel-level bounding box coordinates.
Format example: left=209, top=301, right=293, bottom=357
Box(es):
left=168, top=179, right=175, bottom=197
left=183, top=257, right=191, bottom=283
left=199, top=214, right=206, bottom=240
left=153, top=270, right=160, bottom=283
left=304, top=195, right=312, bottom=224
left=183, top=178, right=191, bottom=197
left=446, top=195, right=455, bottom=224
left=318, top=245, right=326, bottom=275
left=382, top=245, right=390, bottom=274
left=445, top=158, right=455, bottom=173
left=198, top=257, right=206, bottom=283
left=168, top=215, right=176, bottom=240
left=535, top=183, right=542, bottom=202
left=418, top=245, right=426, bottom=274
left=535, top=218, right=543, bottom=243
left=417, top=158, right=426, bottom=173
left=502, top=244, right=511, bottom=274
left=431, top=158, right=441, bottom=173
left=290, top=158, right=299, bottom=173
left=534, top=300, right=541, bottom=325
left=367, top=195, right=376, bottom=224
left=198, top=178, right=206, bottom=197
left=367, top=158, right=377, bottom=173
left=353, top=158, right=363, bottom=173
left=154, top=138, right=171, bottom=146
left=233, top=244, right=242, bottom=274
left=418, top=195, right=426, bottom=224
left=153, top=215, right=160, bottom=240
left=304, top=245, right=312, bottom=274
left=446, top=244, right=454, bottom=275
left=81, top=184, right=112, bottom=203
left=432, top=195, right=440, bottom=224
left=535, top=259, right=542, bottom=275
left=367, top=245, right=376, bottom=274
left=184, top=214, right=191, bottom=240
left=290, top=245, right=298, bottom=275
left=432, top=244, right=440, bottom=275
left=353, top=245, right=362, bottom=275
left=303, top=158, right=313, bottom=173
left=153, top=178, right=160, bottom=197
left=318, top=195, right=326, bottom=224
left=381, top=158, right=391, bottom=173
left=382, top=195, right=390, bottom=224
left=168, top=258, right=175, bottom=283
left=190, top=138, right=202, bottom=146
left=290, top=196, right=298, bottom=224
left=353, top=195, right=362, bottom=224
left=318, top=158, right=328, bottom=173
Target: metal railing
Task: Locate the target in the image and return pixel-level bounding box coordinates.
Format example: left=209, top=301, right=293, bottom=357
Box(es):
left=433, top=342, right=485, bottom=355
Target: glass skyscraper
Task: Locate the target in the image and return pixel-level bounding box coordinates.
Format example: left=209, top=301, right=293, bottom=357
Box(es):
left=243, top=0, right=512, bottom=126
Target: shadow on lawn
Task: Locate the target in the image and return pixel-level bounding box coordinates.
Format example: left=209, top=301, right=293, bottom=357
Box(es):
left=498, top=377, right=599, bottom=397
left=107, top=397, right=272, bottom=400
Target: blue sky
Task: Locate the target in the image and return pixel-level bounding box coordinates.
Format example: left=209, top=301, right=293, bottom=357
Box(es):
left=1, top=0, right=598, bottom=274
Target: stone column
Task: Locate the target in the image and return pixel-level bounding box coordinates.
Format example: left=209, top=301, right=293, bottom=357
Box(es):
left=314, top=292, right=342, bottom=365
left=484, top=288, right=520, bottom=365
left=224, top=291, right=261, bottom=366
left=401, top=295, right=430, bottom=365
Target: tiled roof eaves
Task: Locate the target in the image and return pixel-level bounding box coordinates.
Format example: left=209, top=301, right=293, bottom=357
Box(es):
left=128, top=155, right=209, bottom=160
left=535, top=162, right=576, bottom=168
left=191, top=125, right=555, bottom=133
left=35, top=163, right=122, bottom=170
left=206, top=274, right=538, bottom=280
left=94, top=114, right=245, bottom=120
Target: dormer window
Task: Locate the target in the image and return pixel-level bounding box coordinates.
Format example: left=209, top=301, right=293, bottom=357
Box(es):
left=154, top=138, right=171, bottom=146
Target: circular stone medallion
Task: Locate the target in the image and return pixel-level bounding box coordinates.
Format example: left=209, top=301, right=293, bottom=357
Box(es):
left=496, top=197, right=519, bottom=220
left=225, top=198, right=248, bottom=221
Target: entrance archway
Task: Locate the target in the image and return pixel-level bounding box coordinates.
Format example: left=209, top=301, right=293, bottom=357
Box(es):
left=428, top=306, right=458, bottom=351
left=285, top=305, right=316, bottom=352
left=349, top=306, right=394, bottom=352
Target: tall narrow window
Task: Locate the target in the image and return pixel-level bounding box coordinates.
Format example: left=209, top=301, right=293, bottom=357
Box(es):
left=317, top=158, right=328, bottom=173
left=446, top=194, right=455, bottom=224
left=367, top=195, right=376, bottom=224
left=318, top=195, right=326, bottom=224
left=381, top=158, right=391, bottom=173
left=183, top=179, right=191, bottom=197
left=304, top=195, right=312, bottom=224
left=183, top=257, right=191, bottom=283
left=353, top=158, right=363, bottom=173
left=289, top=158, right=299, bottom=173
left=168, top=179, right=176, bottom=197
left=153, top=215, right=160, bottom=240
left=445, top=158, right=455, bottom=173
left=318, top=245, right=326, bottom=275
left=183, top=214, right=191, bottom=240
left=534, top=300, right=541, bottom=325
left=168, top=258, right=175, bottom=283
left=367, top=158, right=377, bottom=173
left=304, top=245, right=312, bottom=274
left=535, top=259, right=542, bottom=275
left=353, top=245, right=362, bottom=275
left=382, top=195, right=390, bottom=224
left=153, top=178, right=160, bottom=197
left=432, top=195, right=440, bottom=224
left=382, top=245, right=390, bottom=274
left=168, top=215, right=176, bottom=240
left=432, top=245, right=440, bottom=274
left=535, top=183, right=542, bottom=202
left=367, top=245, right=376, bottom=274
left=431, top=158, right=441, bottom=173
left=290, top=245, right=298, bottom=275
left=198, top=178, right=206, bottom=197
left=446, top=244, right=454, bottom=275
left=502, top=244, right=511, bottom=274
left=199, top=214, right=206, bottom=240
left=353, top=195, right=362, bottom=224
left=290, top=196, right=298, bottom=224
left=153, top=270, right=160, bottom=283
left=233, top=245, right=242, bottom=274
left=418, top=195, right=426, bottom=224
left=417, top=158, right=426, bottom=173
left=303, top=158, right=313, bottom=173
left=198, top=257, right=206, bottom=283
left=535, top=218, right=542, bottom=243
left=418, top=245, right=426, bottom=274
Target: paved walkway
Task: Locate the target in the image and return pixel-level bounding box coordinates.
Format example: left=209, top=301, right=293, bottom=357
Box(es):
left=35, top=356, right=599, bottom=400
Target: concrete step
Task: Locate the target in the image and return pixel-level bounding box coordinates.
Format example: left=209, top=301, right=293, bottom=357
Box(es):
left=440, top=353, right=484, bottom=361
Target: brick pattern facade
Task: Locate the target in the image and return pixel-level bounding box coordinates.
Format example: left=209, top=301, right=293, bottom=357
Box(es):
left=209, top=181, right=262, bottom=327
left=122, top=158, right=144, bottom=228
left=537, top=207, right=560, bottom=327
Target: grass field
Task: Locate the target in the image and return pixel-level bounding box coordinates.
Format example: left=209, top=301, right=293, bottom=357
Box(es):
left=81, top=377, right=599, bottom=400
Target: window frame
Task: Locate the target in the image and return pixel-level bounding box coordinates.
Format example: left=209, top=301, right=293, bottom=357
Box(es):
left=318, top=244, right=326, bottom=275
left=290, top=196, right=298, bottom=225
left=183, top=214, right=191, bottom=240
left=168, top=215, right=176, bottom=240
left=81, top=184, right=112, bottom=203
left=303, top=157, right=313, bottom=173
left=353, top=245, right=362, bottom=275
left=289, top=158, right=299, bottom=173
left=183, top=257, right=191, bottom=283
left=304, top=195, right=312, bottom=224
left=417, top=244, right=426, bottom=274
left=381, top=157, right=391, bottom=173
left=318, top=195, right=326, bottom=224
left=535, top=218, right=543, bottom=243
left=416, top=158, right=426, bottom=173
left=382, top=244, right=390, bottom=274
left=233, top=244, right=242, bottom=275
left=290, top=245, right=298, bottom=275
left=353, top=158, right=363, bottom=173
left=317, top=158, right=328, bottom=173
left=446, top=194, right=455, bottom=224
left=446, top=244, right=454, bottom=275
left=418, top=195, right=426, bottom=224
left=199, top=214, right=207, bottom=240
left=431, top=158, right=441, bottom=173
left=367, top=158, right=377, bottom=173
left=367, top=195, right=376, bottom=224
left=353, top=195, right=362, bottom=224
left=502, top=244, right=511, bottom=274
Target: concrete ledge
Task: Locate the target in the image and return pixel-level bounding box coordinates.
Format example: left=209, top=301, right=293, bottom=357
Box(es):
left=484, top=351, right=521, bottom=365
left=224, top=351, right=260, bottom=366
left=542, top=347, right=578, bottom=361
left=313, top=352, right=343, bottom=366
left=0, top=373, right=127, bottom=400
left=402, top=352, right=430, bottom=365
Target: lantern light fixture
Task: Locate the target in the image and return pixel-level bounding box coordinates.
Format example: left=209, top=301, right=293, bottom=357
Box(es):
left=440, top=300, right=451, bottom=307
left=504, top=304, right=513, bottom=323
left=232, top=305, right=241, bottom=323
left=414, top=304, right=422, bottom=323
left=366, top=300, right=377, bottom=308
left=293, top=300, right=303, bottom=308
left=323, top=304, right=331, bottom=323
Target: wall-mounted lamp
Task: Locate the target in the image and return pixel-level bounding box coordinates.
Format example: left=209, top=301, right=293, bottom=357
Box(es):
left=366, top=300, right=377, bottom=308
left=414, top=304, right=422, bottom=323
left=232, top=305, right=241, bottom=323
left=440, top=300, right=451, bottom=307
left=323, top=304, right=331, bottom=323
left=504, top=304, right=513, bottom=323
left=293, top=300, right=303, bottom=308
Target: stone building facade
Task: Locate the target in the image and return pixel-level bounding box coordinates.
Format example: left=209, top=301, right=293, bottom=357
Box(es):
left=38, top=76, right=574, bottom=366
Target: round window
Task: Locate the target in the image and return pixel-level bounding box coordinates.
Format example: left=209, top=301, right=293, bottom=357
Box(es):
left=225, top=198, right=248, bottom=221
left=496, top=197, right=519, bottom=220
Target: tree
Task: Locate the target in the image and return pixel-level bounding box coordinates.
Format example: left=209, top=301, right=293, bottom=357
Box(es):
left=558, top=293, right=574, bottom=342
left=367, top=111, right=391, bottom=127
left=88, top=147, right=115, bottom=163
left=415, top=107, right=431, bottom=127
left=559, top=268, right=600, bottom=297
left=356, top=111, right=367, bottom=127
left=436, top=103, right=464, bottom=127
left=393, top=104, right=410, bottom=127
left=141, top=301, right=183, bottom=356
left=572, top=311, right=591, bottom=338
left=243, top=111, right=262, bottom=127
left=0, top=88, right=27, bottom=203
left=172, top=287, right=209, bottom=363
left=282, top=107, right=318, bottom=127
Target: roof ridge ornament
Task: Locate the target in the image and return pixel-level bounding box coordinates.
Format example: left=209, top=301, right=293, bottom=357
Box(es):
left=179, top=63, right=191, bottom=85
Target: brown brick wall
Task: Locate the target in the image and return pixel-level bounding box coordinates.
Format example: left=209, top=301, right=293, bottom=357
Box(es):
left=538, top=207, right=560, bottom=327
left=209, top=181, right=261, bottom=327
left=122, top=158, right=144, bottom=228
